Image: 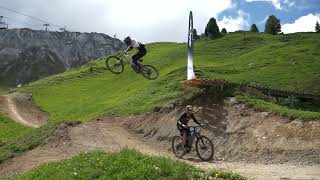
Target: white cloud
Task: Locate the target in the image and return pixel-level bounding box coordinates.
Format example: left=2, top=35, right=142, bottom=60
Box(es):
left=282, top=14, right=320, bottom=33
left=246, top=0, right=282, bottom=10
left=283, top=0, right=295, bottom=7
left=1, top=0, right=233, bottom=43
left=217, top=10, right=250, bottom=32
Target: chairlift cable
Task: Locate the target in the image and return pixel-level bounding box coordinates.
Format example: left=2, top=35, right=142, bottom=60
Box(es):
left=0, top=5, right=64, bottom=29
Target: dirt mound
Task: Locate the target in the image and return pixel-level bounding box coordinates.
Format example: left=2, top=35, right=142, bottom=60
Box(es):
left=1, top=118, right=319, bottom=179
left=0, top=120, right=165, bottom=179
left=1, top=93, right=319, bottom=179
left=0, top=92, right=48, bottom=128
left=121, top=93, right=320, bottom=165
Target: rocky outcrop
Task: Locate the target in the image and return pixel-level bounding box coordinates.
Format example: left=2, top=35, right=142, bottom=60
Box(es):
left=0, top=28, right=126, bottom=86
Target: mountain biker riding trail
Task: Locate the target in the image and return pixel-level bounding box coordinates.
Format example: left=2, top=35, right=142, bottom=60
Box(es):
left=123, top=36, right=146, bottom=71
left=177, top=105, right=203, bottom=153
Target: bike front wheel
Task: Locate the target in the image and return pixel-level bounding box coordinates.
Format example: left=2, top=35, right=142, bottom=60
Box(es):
left=106, top=56, right=124, bottom=74
left=172, top=136, right=185, bottom=158
left=141, top=65, right=159, bottom=80
left=195, top=135, right=214, bottom=161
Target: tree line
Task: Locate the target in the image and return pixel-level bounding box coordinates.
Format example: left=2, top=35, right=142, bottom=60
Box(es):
left=196, top=15, right=320, bottom=40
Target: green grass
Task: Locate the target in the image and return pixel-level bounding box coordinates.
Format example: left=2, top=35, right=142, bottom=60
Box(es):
left=20, top=42, right=189, bottom=122
left=0, top=113, right=34, bottom=143
left=12, top=149, right=246, bottom=180
left=0, top=32, right=316, bottom=164
left=0, top=121, right=57, bottom=163
left=0, top=87, right=11, bottom=95
left=18, top=33, right=320, bottom=123
left=17, top=32, right=319, bottom=123
left=236, top=94, right=320, bottom=119
left=195, top=33, right=320, bottom=95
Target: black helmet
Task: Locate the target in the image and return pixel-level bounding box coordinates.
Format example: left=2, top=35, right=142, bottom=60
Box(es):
left=123, top=36, right=131, bottom=46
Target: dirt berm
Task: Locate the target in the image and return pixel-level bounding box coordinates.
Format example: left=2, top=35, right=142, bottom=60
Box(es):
left=1, top=92, right=319, bottom=179
left=121, top=92, right=320, bottom=165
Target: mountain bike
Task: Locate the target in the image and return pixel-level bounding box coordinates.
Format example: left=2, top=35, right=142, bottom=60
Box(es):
left=106, top=48, right=159, bottom=80
left=172, top=125, right=214, bottom=161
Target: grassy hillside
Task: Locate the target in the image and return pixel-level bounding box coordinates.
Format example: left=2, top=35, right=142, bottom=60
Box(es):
left=12, top=149, right=246, bottom=180
left=0, top=113, right=33, bottom=143
left=195, top=32, right=320, bottom=94
left=19, top=32, right=320, bottom=123
left=21, top=42, right=188, bottom=122
left=1, top=32, right=319, bottom=177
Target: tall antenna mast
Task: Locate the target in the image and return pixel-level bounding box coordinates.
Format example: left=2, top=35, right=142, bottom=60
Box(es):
left=187, top=11, right=196, bottom=80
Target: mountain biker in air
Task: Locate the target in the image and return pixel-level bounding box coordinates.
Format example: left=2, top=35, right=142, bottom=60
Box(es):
left=123, top=36, right=146, bottom=72
left=177, top=105, right=203, bottom=153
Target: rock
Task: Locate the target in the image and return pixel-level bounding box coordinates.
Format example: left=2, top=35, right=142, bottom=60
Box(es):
left=224, top=97, right=238, bottom=105
left=0, top=28, right=126, bottom=86
left=261, top=112, right=270, bottom=118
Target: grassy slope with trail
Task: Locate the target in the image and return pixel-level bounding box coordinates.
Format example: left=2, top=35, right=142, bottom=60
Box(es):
left=19, top=32, right=320, bottom=123
left=1, top=32, right=319, bottom=177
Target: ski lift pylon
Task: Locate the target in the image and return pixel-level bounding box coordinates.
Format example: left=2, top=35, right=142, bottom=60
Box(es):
left=0, top=16, right=8, bottom=29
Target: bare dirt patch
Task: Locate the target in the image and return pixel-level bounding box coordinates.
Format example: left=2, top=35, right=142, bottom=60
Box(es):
left=0, top=93, right=319, bottom=179
left=122, top=93, right=320, bottom=165
left=0, top=92, right=47, bottom=128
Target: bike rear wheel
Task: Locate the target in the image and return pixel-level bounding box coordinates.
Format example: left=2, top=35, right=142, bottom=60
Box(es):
left=172, top=136, right=185, bottom=158
left=195, top=135, right=214, bottom=161
left=141, top=65, right=159, bottom=80
left=106, top=56, right=124, bottom=74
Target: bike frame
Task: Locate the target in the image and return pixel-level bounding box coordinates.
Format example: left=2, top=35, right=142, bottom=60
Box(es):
left=188, top=126, right=201, bottom=146
left=118, top=50, right=135, bottom=66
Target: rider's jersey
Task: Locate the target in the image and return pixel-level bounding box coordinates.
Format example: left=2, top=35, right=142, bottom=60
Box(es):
left=128, top=38, right=145, bottom=50
left=177, top=112, right=200, bottom=126
left=131, top=38, right=140, bottom=48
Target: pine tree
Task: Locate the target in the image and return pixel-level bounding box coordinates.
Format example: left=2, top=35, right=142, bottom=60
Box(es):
left=316, top=21, right=320, bottom=33
left=205, top=17, right=221, bottom=39
left=250, top=24, right=259, bottom=32
left=192, top=29, right=200, bottom=40
left=221, top=28, right=227, bottom=34
left=264, top=15, right=281, bottom=35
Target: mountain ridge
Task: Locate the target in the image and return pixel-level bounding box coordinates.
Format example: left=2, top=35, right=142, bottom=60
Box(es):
left=0, top=28, right=126, bottom=86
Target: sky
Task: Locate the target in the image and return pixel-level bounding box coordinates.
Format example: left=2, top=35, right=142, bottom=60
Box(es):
left=0, top=0, right=319, bottom=43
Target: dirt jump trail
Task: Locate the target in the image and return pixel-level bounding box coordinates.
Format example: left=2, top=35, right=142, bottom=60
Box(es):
left=0, top=92, right=47, bottom=128
left=0, top=93, right=319, bottom=179
left=0, top=118, right=319, bottom=180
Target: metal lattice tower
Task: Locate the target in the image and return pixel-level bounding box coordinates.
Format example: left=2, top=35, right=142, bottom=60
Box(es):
left=0, top=16, right=8, bottom=29
left=43, top=23, right=50, bottom=31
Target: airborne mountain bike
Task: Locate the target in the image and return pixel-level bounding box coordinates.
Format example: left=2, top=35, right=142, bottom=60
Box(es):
left=106, top=47, right=159, bottom=80
left=172, top=125, right=214, bottom=161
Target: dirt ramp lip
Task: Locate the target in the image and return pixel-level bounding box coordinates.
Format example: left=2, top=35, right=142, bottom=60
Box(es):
left=0, top=92, right=48, bottom=128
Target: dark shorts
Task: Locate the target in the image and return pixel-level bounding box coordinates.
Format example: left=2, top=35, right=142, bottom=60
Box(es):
left=177, top=123, right=190, bottom=136
left=132, top=45, right=146, bottom=65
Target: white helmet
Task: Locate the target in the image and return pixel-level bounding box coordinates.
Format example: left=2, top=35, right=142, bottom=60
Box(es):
left=186, top=105, right=193, bottom=111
